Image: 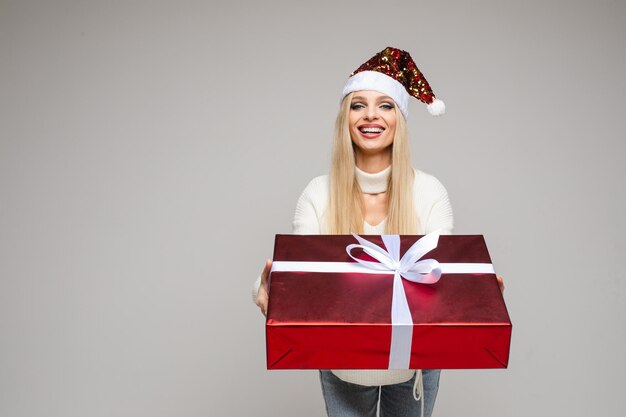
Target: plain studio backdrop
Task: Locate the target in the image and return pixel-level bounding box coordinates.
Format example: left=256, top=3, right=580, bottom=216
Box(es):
left=1, top=1, right=624, bottom=416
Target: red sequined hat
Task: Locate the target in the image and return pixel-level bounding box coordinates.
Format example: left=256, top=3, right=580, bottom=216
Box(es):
left=342, top=47, right=445, bottom=118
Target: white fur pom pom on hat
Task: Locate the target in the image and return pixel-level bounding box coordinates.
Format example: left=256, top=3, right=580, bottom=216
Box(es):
left=426, top=98, right=446, bottom=116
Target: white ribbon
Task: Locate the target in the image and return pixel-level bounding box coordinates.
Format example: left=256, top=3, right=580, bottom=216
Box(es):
left=270, top=231, right=495, bottom=369
left=346, top=232, right=441, bottom=369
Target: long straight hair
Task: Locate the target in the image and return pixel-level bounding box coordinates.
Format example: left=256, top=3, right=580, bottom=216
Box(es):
left=327, top=92, right=419, bottom=234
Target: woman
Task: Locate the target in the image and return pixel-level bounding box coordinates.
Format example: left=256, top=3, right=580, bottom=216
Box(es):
left=253, top=47, right=503, bottom=417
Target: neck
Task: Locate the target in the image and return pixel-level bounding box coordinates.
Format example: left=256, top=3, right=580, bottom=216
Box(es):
left=355, top=149, right=392, bottom=173
left=355, top=165, right=391, bottom=194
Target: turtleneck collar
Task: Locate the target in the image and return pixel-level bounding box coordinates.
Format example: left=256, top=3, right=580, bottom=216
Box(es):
left=355, top=165, right=391, bottom=194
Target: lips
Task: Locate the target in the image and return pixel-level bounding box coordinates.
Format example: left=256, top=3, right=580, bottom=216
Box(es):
left=357, top=124, right=385, bottom=138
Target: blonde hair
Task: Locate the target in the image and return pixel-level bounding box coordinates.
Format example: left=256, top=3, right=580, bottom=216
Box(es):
left=327, top=92, right=419, bottom=234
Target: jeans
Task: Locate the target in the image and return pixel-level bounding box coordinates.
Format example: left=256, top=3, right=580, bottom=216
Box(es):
left=319, top=370, right=441, bottom=417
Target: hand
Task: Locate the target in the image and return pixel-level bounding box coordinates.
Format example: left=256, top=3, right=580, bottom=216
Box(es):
left=497, top=275, right=505, bottom=294
left=256, top=259, right=272, bottom=317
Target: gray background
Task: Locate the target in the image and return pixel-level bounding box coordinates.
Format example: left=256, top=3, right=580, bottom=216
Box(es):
left=1, top=0, right=624, bottom=416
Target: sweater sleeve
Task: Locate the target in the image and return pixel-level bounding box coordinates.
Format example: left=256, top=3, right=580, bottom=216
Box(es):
left=251, top=273, right=263, bottom=303
left=251, top=176, right=325, bottom=303
left=291, top=177, right=324, bottom=235
left=423, top=175, right=454, bottom=235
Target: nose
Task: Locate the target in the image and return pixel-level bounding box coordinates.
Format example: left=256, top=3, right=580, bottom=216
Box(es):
left=364, top=105, right=378, bottom=121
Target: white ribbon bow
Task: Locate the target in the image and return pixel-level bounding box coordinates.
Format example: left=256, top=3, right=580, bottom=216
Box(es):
left=346, top=231, right=441, bottom=369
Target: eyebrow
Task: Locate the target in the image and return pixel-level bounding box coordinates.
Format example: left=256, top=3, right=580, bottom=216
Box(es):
left=351, top=95, right=394, bottom=102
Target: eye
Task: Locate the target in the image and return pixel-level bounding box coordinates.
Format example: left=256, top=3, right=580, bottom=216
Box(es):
left=380, top=103, right=395, bottom=110
left=350, top=103, right=365, bottom=110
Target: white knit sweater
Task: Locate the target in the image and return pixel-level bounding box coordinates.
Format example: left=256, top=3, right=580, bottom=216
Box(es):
left=254, top=166, right=453, bottom=386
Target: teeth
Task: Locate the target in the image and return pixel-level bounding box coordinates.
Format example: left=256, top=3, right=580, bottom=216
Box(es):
left=360, top=127, right=384, bottom=133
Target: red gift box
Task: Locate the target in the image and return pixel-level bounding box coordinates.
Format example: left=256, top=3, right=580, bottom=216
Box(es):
left=266, top=233, right=512, bottom=370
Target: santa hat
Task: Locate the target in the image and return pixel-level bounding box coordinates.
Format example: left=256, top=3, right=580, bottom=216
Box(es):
left=342, top=47, right=445, bottom=118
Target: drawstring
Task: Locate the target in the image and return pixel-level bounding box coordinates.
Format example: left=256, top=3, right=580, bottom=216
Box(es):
left=413, top=369, right=424, bottom=417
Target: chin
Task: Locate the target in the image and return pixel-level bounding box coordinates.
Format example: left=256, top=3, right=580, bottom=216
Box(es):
left=359, top=146, right=388, bottom=155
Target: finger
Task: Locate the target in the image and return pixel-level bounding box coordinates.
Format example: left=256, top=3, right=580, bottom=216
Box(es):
left=261, top=258, right=273, bottom=281
left=256, top=289, right=267, bottom=307
left=258, top=297, right=268, bottom=317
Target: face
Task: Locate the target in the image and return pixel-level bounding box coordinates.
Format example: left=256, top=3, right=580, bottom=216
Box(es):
left=348, top=90, right=397, bottom=158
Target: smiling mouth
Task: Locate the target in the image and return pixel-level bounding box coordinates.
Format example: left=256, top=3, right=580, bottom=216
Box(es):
left=358, top=126, right=385, bottom=138
left=359, top=127, right=385, bottom=134
left=358, top=126, right=385, bottom=135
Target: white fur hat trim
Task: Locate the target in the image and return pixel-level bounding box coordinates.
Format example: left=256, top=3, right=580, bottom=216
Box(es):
left=342, top=71, right=410, bottom=119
